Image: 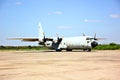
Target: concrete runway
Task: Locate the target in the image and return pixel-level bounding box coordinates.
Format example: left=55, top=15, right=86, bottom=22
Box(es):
left=0, top=50, right=120, bottom=80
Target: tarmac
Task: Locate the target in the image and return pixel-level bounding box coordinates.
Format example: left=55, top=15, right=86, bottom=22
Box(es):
left=0, top=50, right=120, bottom=80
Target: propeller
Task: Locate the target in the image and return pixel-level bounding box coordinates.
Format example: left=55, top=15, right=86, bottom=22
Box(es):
left=43, top=32, right=46, bottom=42
left=94, top=33, right=97, bottom=40
left=56, top=33, right=62, bottom=44
left=56, top=33, right=59, bottom=40
left=83, top=33, right=85, bottom=36
left=93, top=33, right=106, bottom=40
left=38, top=32, right=46, bottom=46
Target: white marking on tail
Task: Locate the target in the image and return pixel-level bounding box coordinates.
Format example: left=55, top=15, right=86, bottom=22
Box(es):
left=38, top=22, right=44, bottom=41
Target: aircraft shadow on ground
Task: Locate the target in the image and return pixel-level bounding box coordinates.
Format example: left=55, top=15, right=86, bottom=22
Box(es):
left=41, top=50, right=97, bottom=53
left=15, top=50, right=97, bottom=53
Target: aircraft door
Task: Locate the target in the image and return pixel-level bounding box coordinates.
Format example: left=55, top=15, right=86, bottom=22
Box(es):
left=86, top=37, right=91, bottom=47
left=59, top=42, right=67, bottom=49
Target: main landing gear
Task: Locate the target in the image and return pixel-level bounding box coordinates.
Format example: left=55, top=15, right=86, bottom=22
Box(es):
left=56, top=49, right=62, bottom=52
left=55, top=48, right=91, bottom=52
left=55, top=49, right=73, bottom=52
left=83, top=48, right=91, bottom=52
left=66, top=49, right=72, bottom=51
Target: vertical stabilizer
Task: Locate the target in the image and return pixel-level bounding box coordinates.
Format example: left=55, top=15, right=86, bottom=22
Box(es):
left=38, top=22, right=44, bottom=41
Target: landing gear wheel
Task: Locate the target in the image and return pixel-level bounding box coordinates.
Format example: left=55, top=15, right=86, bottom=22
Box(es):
left=56, top=49, right=62, bottom=52
left=86, top=49, right=91, bottom=52
left=83, top=49, right=91, bottom=52
left=66, top=49, right=72, bottom=51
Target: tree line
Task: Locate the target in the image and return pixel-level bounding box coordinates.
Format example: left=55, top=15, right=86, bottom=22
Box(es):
left=93, top=43, right=120, bottom=50
left=0, top=45, right=48, bottom=50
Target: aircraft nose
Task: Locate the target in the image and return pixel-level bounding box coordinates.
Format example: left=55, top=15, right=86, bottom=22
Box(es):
left=91, top=41, right=98, bottom=48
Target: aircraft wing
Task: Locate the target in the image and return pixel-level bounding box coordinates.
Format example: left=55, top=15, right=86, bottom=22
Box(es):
left=8, top=38, right=39, bottom=42
left=96, top=38, right=106, bottom=40
left=8, top=37, right=54, bottom=42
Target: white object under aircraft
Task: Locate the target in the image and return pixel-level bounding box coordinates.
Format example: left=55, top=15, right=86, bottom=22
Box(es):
left=10, top=22, right=101, bottom=52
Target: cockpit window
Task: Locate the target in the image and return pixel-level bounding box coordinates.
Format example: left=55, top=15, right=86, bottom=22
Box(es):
left=86, top=37, right=90, bottom=40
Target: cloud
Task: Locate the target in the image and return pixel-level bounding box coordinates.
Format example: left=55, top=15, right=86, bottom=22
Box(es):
left=57, top=26, right=72, bottom=29
left=48, top=11, right=63, bottom=15
left=84, top=19, right=101, bottom=22
left=54, top=11, right=63, bottom=15
left=110, top=14, right=120, bottom=18
left=15, top=2, right=22, bottom=5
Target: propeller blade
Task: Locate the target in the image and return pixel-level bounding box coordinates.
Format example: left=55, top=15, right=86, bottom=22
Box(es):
left=94, top=33, right=96, bottom=39
left=56, top=33, right=59, bottom=40
left=56, top=33, right=62, bottom=44
left=96, top=38, right=106, bottom=40
left=83, top=33, right=85, bottom=36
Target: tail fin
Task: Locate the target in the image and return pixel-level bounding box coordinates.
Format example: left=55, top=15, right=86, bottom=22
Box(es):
left=38, top=22, right=44, bottom=41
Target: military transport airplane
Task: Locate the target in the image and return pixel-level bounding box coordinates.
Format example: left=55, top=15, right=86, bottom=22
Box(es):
left=9, top=22, right=103, bottom=52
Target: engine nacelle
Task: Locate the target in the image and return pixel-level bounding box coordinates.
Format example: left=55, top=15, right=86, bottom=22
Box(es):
left=45, top=41, right=53, bottom=48
left=38, top=42, right=44, bottom=45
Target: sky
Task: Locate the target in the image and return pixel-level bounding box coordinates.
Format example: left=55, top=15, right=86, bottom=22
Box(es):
left=0, top=0, right=120, bottom=46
